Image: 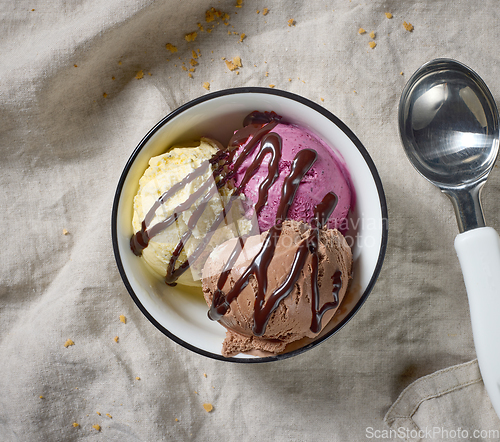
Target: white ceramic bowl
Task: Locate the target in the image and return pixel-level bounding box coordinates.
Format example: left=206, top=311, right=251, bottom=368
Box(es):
left=112, top=87, right=388, bottom=362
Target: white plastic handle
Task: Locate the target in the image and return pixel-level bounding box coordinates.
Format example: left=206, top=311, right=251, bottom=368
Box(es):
left=455, top=226, right=500, bottom=418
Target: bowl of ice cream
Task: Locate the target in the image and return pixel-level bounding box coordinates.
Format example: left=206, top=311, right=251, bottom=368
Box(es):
left=112, top=87, right=388, bottom=362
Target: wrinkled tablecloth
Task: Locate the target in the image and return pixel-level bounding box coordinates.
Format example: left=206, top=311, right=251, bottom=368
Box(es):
left=2, top=0, right=500, bottom=440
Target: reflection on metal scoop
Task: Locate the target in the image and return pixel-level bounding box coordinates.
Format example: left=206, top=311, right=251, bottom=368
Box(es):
left=399, top=58, right=500, bottom=417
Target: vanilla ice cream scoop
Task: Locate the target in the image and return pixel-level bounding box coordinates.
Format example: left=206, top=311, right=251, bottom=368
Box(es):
left=131, top=138, right=254, bottom=286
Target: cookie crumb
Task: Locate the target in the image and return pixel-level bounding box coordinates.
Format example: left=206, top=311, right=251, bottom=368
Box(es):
left=135, top=376, right=141, bottom=381
left=203, top=373, right=207, bottom=378
left=269, top=84, right=275, bottom=88
left=92, top=424, right=101, bottom=432
left=62, top=228, right=69, bottom=235
left=39, top=395, right=44, bottom=399
left=135, top=70, right=144, bottom=80
left=369, top=41, right=376, bottom=49
left=114, top=336, right=119, bottom=343
left=64, top=339, right=74, bottom=348
left=385, top=12, right=393, bottom=19
left=96, top=412, right=101, bottom=416
left=118, top=61, right=122, bottom=65
left=225, top=60, right=238, bottom=71
left=166, top=43, right=178, bottom=53
left=203, top=82, right=210, bottom=90
left=320, top=97, right=324, bottom=102
left=103, top=93, right=107, bottom=98
left=287, top=18, right=295, bottom=27
left=106, top=413, right=112, bottom=419
left=73, top=64, right=77, bottom=68
left=403, top=21, right=414, bottom=32
left=263, top=8, right=269, bottom=15
left=72, top=422, right=79, bottom=428
left=175, top=418, right=179, bottom=422
left=119, top=315, right=126, bottom=324
left=369, top=31, right=375, bottom=38
left=111, top=76, right=115, bottom=80
left=190, top=58, right=198, bottom=66
left=203, top=403, right=214, bottom=412
left=233, top=56, right=242, bottom=67
left=358, top=28, right=366, bottom=34
left=185, top=31, right=198, bottom=42
left=235, top=0, right=243, bottom=8
left=239, top=33, right=246, bottom=42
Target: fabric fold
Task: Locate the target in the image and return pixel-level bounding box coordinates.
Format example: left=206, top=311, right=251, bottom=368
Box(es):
left=385, top=360, right=500, bottom=442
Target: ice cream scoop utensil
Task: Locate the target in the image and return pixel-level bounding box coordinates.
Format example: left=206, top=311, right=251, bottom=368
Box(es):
left=399, top=58, right=500, bottom=417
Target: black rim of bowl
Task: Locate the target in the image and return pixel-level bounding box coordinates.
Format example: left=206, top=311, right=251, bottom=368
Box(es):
left=111, top=87, right=388, bottom=363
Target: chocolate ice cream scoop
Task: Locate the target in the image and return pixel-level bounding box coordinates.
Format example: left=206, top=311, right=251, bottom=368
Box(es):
left=202, top=219, right=352, bottom=357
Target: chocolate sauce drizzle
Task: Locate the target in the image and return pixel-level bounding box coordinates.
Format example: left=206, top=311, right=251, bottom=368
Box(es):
left=131, top=111, right=344, bottom=335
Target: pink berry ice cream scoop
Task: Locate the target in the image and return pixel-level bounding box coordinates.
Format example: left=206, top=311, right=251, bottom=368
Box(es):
left=231, top=113, right=353, bottom=233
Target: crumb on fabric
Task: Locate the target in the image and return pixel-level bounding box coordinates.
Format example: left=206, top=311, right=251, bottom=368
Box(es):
left=225, top=60, right=238, bottom=71
left=135, top=376, right=141, bottom=380
left=203, top=373, right=207, bottom=378
left=119, top=315, right=126, bottom=324
left=263, top=8, right=269, bottom=15
left=175, top=418, right=179, bottom=422
left=64, top=339, right=74, bottom=348
left=385, top=12, right=393, bottom=19
left=369, top=41, right=376, bottom=49
left=269, top=84, right=275, bottom=88
left=135, top=70, right=144, bottom=79
left=369, top=31, right=375, bottom=38
left=203, top=82, right=210, bottom=90
left=185, top=32, right=197, bottom=42
left=73, top=64, right=77, bottom=68
left=233, top=56, right=242, bottom=67
left=103, top=93, right=107, bottom=98
left=39, top=395, right=44, bottom=399
left=203, top=403, right=213, bottom=412
left=106, top=414, right=112, bottom=419
left=72, top=423, right=79, bottom=428
left=118, top=61, right=122, bottom=65
left=288, top=18, right=295, bottom=27
left=62, top=228, right=69, bottom=235
left=235, top=0, right=243, bottom=7
left=92, top=424, right=101, bottom=431
left=403, top=21, right=414, bottom=31
left=166, top=43, right=178, bottom=53
left=358, top=28, right=366, bottom=34
left=96, top=412, right=101, bottom=416
left=239, top=33, right=246, bottom=42
left=320, top=97, right=324, bottom=102
left=112, top=76, right=115, bottom=80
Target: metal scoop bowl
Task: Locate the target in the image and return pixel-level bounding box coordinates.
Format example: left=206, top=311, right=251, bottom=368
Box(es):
left=399, top=58, right=500, bottom=416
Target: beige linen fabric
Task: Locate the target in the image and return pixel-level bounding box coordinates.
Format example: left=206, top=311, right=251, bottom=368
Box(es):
left=1, top=0, right=500, bottom=441
left=385, top=360, right=500, bottom=442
